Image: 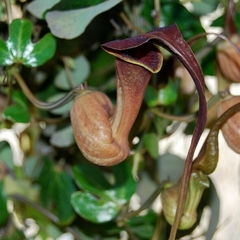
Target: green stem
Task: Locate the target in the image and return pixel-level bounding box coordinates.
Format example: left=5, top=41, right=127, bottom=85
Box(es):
left=153, top=0, right=161, bottom=27
left=10, top=194, right=59, bottom=223
left=150, top=91, right=228, bottom=123
left=120, top=12, right=144, bottom=33
left=62, top=57, right=77, bottom=89
left=13, top=70, right=78, bottom=110
left=118, top=185, right=163, bottom=221
left=10, top=194, right=82, bottom=240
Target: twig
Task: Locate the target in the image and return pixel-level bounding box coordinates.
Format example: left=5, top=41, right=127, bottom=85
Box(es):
left=120, top=12, right=144, bottom=34
left=12, top=70, right=77, bottom=110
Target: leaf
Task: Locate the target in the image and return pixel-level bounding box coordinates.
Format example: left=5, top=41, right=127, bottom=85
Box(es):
left=50, top=125, right=75, bottom=148
left=160, top=1, right=205, bottom=40
left=144, top=86, right=158, bottom=107
left=2, top=90, right=30, bottom=123
left=143, top=133, right=159, bottom=159
left=45, top=0, right=122, bottom=39
left=157, top=153, right=184, bottom=184
left=27, top=0, right=60, bottom=19
left=50, top=0, right=104, bottom=11
left=0, top=181, right=8, bottom=226
left=0, top=143, right=14, bottom=169
left=3, top=104, right=30, bottom=123
left=71, top=192, right=119, bottom=223
left=71, top=161, right=136, bottom=223
left=158, top=79, right=179, bottom=106
left=129, top=211, right=158, bottom=239
left=0, top=19, right=56, bottom=67
left=192, top=0, right=219, bottom=16
left=54, top=55, right=90, bottom=90
left=38, top=157, right=76, bottom=225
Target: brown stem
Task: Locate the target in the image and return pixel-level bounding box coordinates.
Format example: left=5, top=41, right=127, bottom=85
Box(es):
left=224, top=0, right=237, bottom=35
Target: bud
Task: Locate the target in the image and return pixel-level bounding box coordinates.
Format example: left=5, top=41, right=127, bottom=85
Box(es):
left=218, top=95, right=240, bottom=153
left=161, top=171, right=209, bottom=230
left=216, top=35, right=240, bottom=83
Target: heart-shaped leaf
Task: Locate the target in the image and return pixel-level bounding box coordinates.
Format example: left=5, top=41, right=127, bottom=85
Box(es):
left=0, top=19, right=56, bottom=67
left=27, top=0, right=60, bottom=19
left=71, top=161, right=136, bottom=223
left=45, top=0, right=122, bottom=39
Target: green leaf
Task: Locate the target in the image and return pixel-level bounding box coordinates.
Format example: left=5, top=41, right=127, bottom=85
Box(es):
left=2, top=104, right=30, bottom=123
left=71, top=191, right=119, bottom=223
left=38, top=157, right=76, bottom=225
left=158, top=79, right=179, bottom=106
left=161, top=1, right=205, bottom=40
left=45, top=0, right=122, bottom=39
left=0, top=143, right=14, bottom=169
left=2, top=90, right=30, bottom=123
left=27, top=0, right=60, bottom=19
left=71, top=161, right=136, bottom=223
left=129, top=211, right=158, bottom=239
left=0, top=19, right=56, bottom=67
left=143, top=133, right=159, bottom=159
left=192, top=0, right=219, bottom=16
left=0, top=39, right=12, bottom=65
left=0, top=181, right=8, bottom=226
left=50, top=125, right=75, bottom=148
left=144, top=85, right=158, bottom=107
left=54, top=55, right=90, bottom=90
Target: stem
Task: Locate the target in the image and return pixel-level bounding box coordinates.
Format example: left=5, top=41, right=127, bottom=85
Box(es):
left=188, top=32, right=240, bottom=61
left=6, top=73, right=12, bottom=106
left=151, top=213, right=163, bottom=240
left=123, top=223, right=138, bottom=240
left=150, top=91, right=227, bottom=123
left=10, top=194, right=81, bottom=239
left=10, top=194, right=59, bottom=223
left=120, top=12, right=144, bottom=33
left=12, top=70, right=77, bottom=110
left=150, top=108, right=196, bottom=122
left=153, top=0, right=161, bottom=27
left=4, top=0, right=12, bottom=24
left=62, top=57, right=77, bottom=89
left=118, top=186, right=163, bottom=221
left=224, top=0, right=236, bottom=35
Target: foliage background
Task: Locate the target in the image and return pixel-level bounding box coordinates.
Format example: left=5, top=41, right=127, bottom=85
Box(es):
left=0, top=0, right=240, bottom=239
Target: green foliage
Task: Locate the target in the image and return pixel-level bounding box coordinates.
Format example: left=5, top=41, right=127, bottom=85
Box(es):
left=0, top=19, right=56, bottom=67
left=3, top=90, right=30, bottom=123
left=37, top=157, right=76, bottom=225
left=0, top=181, right=8, bottom=226
left=71, top=161, right=136, bottom=223
left=45, top=0, right=122, bottom=39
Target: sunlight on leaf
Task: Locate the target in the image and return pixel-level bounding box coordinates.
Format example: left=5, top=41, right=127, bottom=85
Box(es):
left=27, top=0, right=60, bottom=19
left=71, top=162, right=136, bottom=223
left=0, top=19, right=56, bottom=67
left=45, top=0, right=122, bottom=39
